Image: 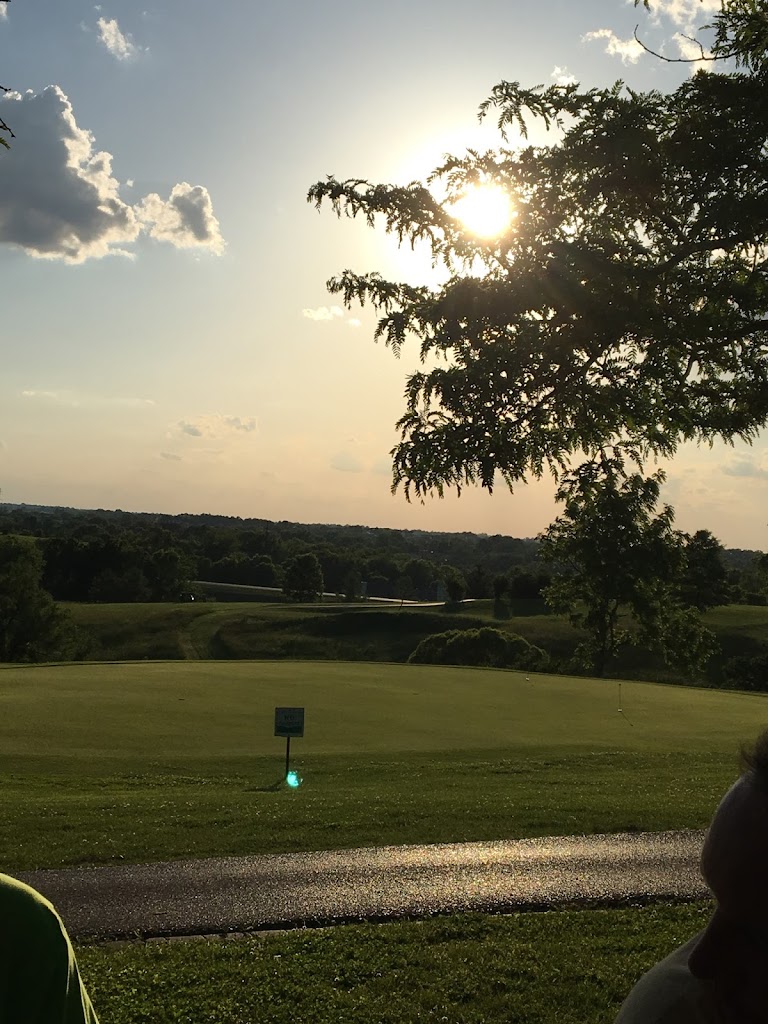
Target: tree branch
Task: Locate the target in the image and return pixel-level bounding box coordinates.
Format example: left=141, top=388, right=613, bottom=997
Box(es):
left=632, top=24, right=735, bottom=64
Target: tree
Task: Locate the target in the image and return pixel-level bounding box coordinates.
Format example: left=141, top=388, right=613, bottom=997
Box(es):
left=282, top=553, right=324, bottom=602
left=308, top=2, right=768, bottom=498
left=88, top=567, right=151, bottom=603
left=0, top=537, right=85, bottom=661
left=680, top=530, right=732, bottom=610
left=538, top=460, right=715, bottom=677
left=441, top=565, right=467, bottom=605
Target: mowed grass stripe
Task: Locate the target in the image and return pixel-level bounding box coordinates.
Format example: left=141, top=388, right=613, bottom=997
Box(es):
left=1, top=661, right=766, bottom=869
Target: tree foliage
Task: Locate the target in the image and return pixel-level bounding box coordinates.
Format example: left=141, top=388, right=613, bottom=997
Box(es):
left=0, top=536, right=86, bottom=661
left=539, top=461, right=716, bottom=676
left=308, top=2, right=768, bottom=498
left=680, top=529, right=731, bottom=610
left=282, top=552, right=324, bottom=602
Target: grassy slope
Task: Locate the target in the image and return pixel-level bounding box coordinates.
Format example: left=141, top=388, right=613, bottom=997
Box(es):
left=79, top=902, right=714, bottom=1024
left=2, top=660, right=766, bottom=869
left=66, top=600, right=768, bottom=684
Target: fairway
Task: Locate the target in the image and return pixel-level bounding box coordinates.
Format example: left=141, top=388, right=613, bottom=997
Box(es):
left=2, top=660, right=767, bottom=870
left=1, top=659, right=766, bottom=758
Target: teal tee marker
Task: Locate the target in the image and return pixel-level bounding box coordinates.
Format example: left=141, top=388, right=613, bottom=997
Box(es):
left=286, top=770, right=302, bottom=788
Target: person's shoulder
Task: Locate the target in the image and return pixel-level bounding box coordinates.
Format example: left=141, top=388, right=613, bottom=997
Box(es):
left=0, top=872, right=57, bottom=914
left=0, top=872, right=66, bottom=948
left=615, top=935, right=717, bottom=1024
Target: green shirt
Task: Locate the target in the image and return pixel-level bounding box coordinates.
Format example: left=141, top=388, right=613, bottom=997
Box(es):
left=0, top=872, right=99, bottom=1024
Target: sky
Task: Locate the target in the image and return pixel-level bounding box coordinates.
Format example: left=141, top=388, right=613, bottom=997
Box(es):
left=1, top=0, right=766, bottom=550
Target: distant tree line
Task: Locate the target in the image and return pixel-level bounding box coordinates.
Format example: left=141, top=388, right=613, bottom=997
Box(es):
left=0, top=504, right=548, bottom=605
left=0, top=503, right=765, bottom=668
left=1, top=504, right=763, bottom=611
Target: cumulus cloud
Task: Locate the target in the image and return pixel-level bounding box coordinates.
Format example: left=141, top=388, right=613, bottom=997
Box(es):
left=649, top=0, right=720, bottom=33
left=175, top=414, right=257, bottom=439
left=178, top=421, right=203, bottom=437
left=620, top=0, right=720, bottom=66
left=551, top=66, right=578, bottom=86
left=137, top=184, right=224, bottom=254
left=0, top=3, right=8, bottom=20
left=96, top=16, right=139, bottom=60
left=160, top=451, right=182, bottom=461
left=582, top=28, right=644, bottom=64
left=0, top=86, right=224, bottom=262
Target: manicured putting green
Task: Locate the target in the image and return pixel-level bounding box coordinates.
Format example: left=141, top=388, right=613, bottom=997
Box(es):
left=1, top=660, right=766, bottom=761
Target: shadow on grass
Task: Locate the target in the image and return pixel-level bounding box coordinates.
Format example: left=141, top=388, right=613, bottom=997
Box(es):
left=246, top=777, right=286, bottom=793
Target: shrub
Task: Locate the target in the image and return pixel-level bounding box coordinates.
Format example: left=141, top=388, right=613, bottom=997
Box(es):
left=408, top=627, right=548, bottom=671
left=722, top=648, right=768, bottom=692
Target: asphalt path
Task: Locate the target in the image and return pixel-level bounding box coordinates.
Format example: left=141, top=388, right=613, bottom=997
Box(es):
left=17, top=830, right=710, bottom=941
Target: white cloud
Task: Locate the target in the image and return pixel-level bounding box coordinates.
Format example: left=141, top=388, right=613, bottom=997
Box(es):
left=302, top=305, right=345, bottom=322
left=648, top=0, right=720, bottom=33
left=635, top=0, right=720, bottom=68
left=551, top=66, right=578, bottom=86
left=96, top=17, right=139, bottom=60
left=0, top=86, right=224, bottom=262
left=137, top=183, right=224, bottom=254
left=302, top=305, right=362, bottom=328
left=0, top=3, right=8, bottom=21
left=583, top=28, right=644, bottom=64
left=175, top=414, right=257, bottom=439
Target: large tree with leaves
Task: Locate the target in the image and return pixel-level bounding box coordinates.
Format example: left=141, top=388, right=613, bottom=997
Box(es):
left=0, top=536, right=85, bottom=661
left=539, top=461, right=715, bottom=677
left=308, top=1, right=768, bottom=498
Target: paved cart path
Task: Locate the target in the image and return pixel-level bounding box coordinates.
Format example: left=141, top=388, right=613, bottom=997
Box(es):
left=17, top=830, right=709, bottom=941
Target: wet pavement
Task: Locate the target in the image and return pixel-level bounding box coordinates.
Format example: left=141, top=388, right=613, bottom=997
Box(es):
left=16, top=830, right=710, bottom=941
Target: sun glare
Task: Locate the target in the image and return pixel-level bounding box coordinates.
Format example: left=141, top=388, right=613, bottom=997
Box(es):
left=450, top=185, right=514, bottom=238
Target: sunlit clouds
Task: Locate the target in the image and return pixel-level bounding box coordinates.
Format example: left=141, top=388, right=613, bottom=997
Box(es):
left=585, top=0, right=722, bottom=65
left=302, top=306, right=361, bottom=327
left=551, top=66, right=578, bottom=86
left=96, top=16, right=139, bottom=61
left=137, top=183, right=224, bottom=255
left=0, top=87, right=223, bottom=262
left=583, top=28, right=644, bottom=64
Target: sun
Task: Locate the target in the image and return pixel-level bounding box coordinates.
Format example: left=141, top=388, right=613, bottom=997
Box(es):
left=450, top=184, right=514, bottom=238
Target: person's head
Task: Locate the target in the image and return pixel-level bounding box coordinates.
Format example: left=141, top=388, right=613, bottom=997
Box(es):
left=688, top=730, right=768, bottom=1021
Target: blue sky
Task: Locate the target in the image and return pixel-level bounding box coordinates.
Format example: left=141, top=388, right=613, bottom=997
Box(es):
left=1, top=0, right=766, bottom=549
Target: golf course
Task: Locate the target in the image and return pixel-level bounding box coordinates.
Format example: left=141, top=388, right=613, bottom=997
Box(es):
left=4, top=657, right=764, bottom=1021
left=2, top=659, right=764, bottom=871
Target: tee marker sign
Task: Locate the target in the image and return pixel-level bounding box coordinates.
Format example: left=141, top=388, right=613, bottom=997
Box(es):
left=275, top=707, right=304, bottom=785
left=274, top=707, right=305, bottom=738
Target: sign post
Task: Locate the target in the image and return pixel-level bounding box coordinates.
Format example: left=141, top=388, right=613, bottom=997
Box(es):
left=274, top=707, right=305, bottom=785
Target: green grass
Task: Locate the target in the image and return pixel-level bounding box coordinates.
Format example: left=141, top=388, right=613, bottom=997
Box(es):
left=78, top=902, right=714, bottom=1024
left=66, top=601, right=768, bottom=687
left=1, top=660, right=765, bottom=869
